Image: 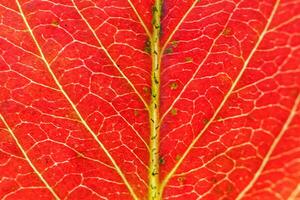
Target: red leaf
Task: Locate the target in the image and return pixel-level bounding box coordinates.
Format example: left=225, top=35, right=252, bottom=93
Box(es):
left=0, top=0, right=300, bottom=199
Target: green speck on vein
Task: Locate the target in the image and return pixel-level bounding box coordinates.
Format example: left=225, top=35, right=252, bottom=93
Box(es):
left=164, top=47, right=173, bottom=54
left=171, top=108, right=178, bottom=116
left=170, top=82, right=178, bottom=90
left=222, top=27, right=232, bottom=35
left=171, top=40, right=178, bottom=47
left=143, top=86, right=150, bottom=93
left=175, top=154, right=181, bottom=161
left=177, top=176, right=185, bottom=185
left=159, top=156, right=165, bottom=165
left=145, top=39, right=152, bottom=54
left=148, top=0, right=163, bottom=199
left=203, top=118, right=209, bottom=124
left=134, top=110, right=139, bottom=116
left=51, top=20, right=59, bottom=26
left=185, top=57, right=193, bottom=62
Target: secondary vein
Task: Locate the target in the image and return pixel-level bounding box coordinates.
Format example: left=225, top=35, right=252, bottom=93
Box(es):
left=16, top=1, right=138, bottom=199
left=70, top=0, right=149, bottom=111
left=127, top=0, right=152, bottom=38
left=0, top=114, right=60, bottom=200
left=159, top=0, right=281, bottom=193
left=236, top=94, right=300, bottom=200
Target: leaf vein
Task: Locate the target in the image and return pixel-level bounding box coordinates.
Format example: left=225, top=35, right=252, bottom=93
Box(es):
left=127, top=0, right=152, bottom=38
left=236, top=94, right=300, bottom=199
left=16, top=1, right=139, bottom=199
left=0, top=114, right=60, bottom=200
left=288, top=184, right=300, bottom=200
left=160, top=2, right=238, bottom=122
left=160, top=0, right=199, bottom=55
left=70, top=0, right=149, bottom=111
left=160, top=0, right=281, bottom=193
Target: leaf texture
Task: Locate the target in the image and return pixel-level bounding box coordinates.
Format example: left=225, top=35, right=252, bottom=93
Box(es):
left=0, top=0, right=299, bottom=199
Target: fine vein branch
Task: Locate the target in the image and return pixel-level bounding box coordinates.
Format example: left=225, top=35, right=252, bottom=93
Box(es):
left=16, top=0, right=138, bottom=199
left=159, top=0, right=281, bottom=194
left=0, top=114, right=60, bottom=200
left=148, top=0, right=163, bottom=199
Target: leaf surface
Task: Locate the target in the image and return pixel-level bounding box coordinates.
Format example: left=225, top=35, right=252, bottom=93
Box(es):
left=0, top=0, right=300, bottom=199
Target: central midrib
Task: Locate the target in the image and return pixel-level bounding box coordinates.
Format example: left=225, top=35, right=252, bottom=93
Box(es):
left=148, top=0, right=163, bottom=199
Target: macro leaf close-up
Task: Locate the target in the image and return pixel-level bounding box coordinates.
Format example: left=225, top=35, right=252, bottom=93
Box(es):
left=0, top=0, right=300, bottom=199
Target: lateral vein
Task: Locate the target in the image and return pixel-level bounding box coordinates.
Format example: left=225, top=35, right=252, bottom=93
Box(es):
left=236, top=94, right=300, bottom=200
left=0, top=114, right=60, bottom=200
left=70, top=0, right=149, bottom=111
left=160, top=2, right=237, bottom=123
left=160, top=0, right=281, bottom=192
left=160, top=0, right=199, bottom=55
left=16, top=1, right=138, bottom=199
left=127, top=0, right=152, bottom=38
left=288, top=184, right=300, bottom=200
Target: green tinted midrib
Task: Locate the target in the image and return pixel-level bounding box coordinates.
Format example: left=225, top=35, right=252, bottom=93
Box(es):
left=148, top=0, right=163, bottom=199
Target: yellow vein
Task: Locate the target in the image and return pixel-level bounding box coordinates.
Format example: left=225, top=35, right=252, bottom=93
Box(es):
left=0, top=36, right=42, bottom=59
left=127, top=0, right=151, bottom=38
left=70, top=0, right=149, bottom=111
left=15, top=1, right=138, bottom=199
left=50, top=42, right=148, bottom=150
left=268, top=15, right=300, bottom=32
left=92, top=93, right=149, bottom=151
left=148, top=0, right=162, bottom=199
left=289, top=184, right=300, bottom=200
left=0, top=114, right=60, bottom=200
left=160, top=0, right=281, bottom=193
left=160, top=3, right=237, bottom=123
left=160, top=0, right=199, bottom=56
left=237, top=94, right=300, bottom=200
